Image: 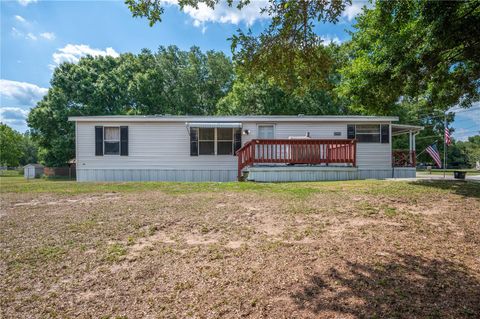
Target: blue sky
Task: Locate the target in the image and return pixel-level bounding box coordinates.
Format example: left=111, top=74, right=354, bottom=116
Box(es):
left=1, top=0, right=478, bottom=140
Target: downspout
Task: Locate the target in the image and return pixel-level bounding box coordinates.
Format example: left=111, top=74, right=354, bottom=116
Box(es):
left=413, top=132, right=419, bottom=169
left=409, top=130, right=413, bottom=167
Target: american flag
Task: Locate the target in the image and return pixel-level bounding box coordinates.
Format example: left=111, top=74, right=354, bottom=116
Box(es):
left=445, top=127, right=451, bottom=145
left=426, top=143, right=442, bottom=168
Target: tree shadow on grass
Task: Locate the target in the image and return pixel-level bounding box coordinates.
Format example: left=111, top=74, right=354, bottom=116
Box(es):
left=409, top=180, right=480, bottom=199
left=291, top=253, right=480, bottom=318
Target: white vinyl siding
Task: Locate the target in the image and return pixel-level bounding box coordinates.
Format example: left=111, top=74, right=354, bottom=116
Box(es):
left=77, top=122, right=237, bottom=170
left=238, top=122, right=348, bottom=145
left=75, top=120, right=393, bottom=178
left=356, top=143, right=392, bottom=168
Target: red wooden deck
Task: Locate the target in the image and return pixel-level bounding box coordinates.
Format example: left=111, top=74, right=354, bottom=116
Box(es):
left=236, top=139, right=357, bottom=179
left=392, top=150, right=416, bottom=168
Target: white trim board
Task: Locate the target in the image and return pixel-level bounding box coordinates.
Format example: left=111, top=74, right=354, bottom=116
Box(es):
left=69, top=115, right=399, bottom=123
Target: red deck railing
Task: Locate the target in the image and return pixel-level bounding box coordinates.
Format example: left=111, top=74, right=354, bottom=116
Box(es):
left=392, top=150, right=416, bottom=167
left=236, top=139, right=357, bottom=179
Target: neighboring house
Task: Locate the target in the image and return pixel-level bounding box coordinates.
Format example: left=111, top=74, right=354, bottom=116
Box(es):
left=68, top=115, right=423, bottom=182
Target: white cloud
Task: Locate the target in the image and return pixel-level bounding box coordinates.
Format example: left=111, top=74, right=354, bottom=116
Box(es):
left=11, top=27, right=56, bottom=41
left=342, top=1, right=372, bottom=21
left=12, top=13, right=55, bottom=42
left=0, top=107, right=29, bottom=131
left=0, top=107, right=29, bottom=120
left=11, top=27, right=23, bottom=37
left=321, top=35, right=342, bottom=45
left=17, top=0, right=37, bottom=6
left=0, top=79, right=48, bottom=106
left=51, top=44, right=120, bottom=67
left=450, top=102, right=480, bottom=141
left=452, top=128, right=473, bottom=142
left=0, top=80, right=48, bottom=132
left=15, top=15, right=26, bottom=23
left=40, top=32, right=55, bottom=40
left=449, top=102, right=480, bottom=125
left=26, top=32, right=37, bottom=40
left=162, top=0, right=268, bottom=30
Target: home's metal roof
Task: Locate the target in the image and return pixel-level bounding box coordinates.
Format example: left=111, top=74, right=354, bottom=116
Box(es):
left=68, top=115, right=400, bottom=123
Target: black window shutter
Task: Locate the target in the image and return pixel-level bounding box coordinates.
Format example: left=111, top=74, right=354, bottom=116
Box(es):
left=381, top=124, right=389, bottom=143
left=234, top=128, right=242, bottom=155
left=190, top=128, right=198, bottom=156
left=95, top=126, right=103, bottom=156
left=347, top=125, right=356, bottom=139
left=120, top=126, right=129, bottom=156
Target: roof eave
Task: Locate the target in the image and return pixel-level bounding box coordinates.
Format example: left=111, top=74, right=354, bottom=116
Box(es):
left=68, top=115, right=400, bottom=123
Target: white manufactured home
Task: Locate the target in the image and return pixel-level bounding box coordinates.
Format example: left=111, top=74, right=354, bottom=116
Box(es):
left=68, top=115, right=423, bottom=182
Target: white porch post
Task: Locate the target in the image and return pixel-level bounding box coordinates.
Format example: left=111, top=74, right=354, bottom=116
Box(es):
left=412, top=133, right=416, bottom=152
left=409, top=130, right=413, bottom=165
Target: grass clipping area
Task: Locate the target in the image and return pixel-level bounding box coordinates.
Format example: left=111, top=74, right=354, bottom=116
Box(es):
left=1, top=177, right=479, bottom=318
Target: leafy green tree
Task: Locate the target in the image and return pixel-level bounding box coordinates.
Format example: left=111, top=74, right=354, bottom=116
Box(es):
left=339, top=0, right=479, bottom=161
left=28, top=46, right=233, bottom=166
left=339, top=0, right=480, bottom=115
left=217, top=71, right=347, bottom=116
left=0, top=123, right=23, bottom=167
left=456, top=135, right=480, bottom=168
left=218, top=43, right=349, bottom=115
left=19, top=132, right=39, bottom=166
left=126, top=0, right=351, bottom=92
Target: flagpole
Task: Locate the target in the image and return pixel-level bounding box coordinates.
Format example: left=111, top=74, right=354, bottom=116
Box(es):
left=443, top=113, right=447, bottom=179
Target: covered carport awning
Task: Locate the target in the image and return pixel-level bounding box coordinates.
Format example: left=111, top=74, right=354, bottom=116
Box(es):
left=186, top=122, right=242, bottom=129
left=391, top=124, right=423, bottom=136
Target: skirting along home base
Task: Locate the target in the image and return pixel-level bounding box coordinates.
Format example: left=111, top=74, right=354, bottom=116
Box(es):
left=69, top=115, right=422, bottom=182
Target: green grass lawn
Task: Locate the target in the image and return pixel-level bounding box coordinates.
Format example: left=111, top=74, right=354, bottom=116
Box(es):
left=0, top=170, right=22, bottom=177
left=1, top=176, right=479, bottom=318
left=1, top=175, right=479, bottom=198
left=417, top=168, right=480, bottom=176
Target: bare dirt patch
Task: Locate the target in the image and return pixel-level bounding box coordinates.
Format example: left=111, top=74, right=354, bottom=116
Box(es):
left=1, top=180, right=479, bottom=318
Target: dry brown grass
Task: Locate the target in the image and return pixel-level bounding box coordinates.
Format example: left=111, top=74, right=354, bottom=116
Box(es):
left=1, top=178, right=479, bottom=318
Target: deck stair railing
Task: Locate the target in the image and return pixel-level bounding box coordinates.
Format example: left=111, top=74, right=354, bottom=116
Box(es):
left=392, top=150, right=416, bottom=167
left=236, top=139, right=357, bottom=179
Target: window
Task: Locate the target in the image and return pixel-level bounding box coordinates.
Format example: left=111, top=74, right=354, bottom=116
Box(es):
left=258, top=125, right=274, bottom=139
left=217, top=128, right=233, bottom=155
left=380, top=125, right=389, bottom=144
left=347, top=125, right=355, bottom=139
left=199, top=128, right=215, bottom=155
left=190, top=128, right=199, bottom=156
left=95, top=126, right=128, bottom=156
left=355, top=124, right=380, bottom=143
left=104, top=127, right=120, bottom=155
left=192, top=127, right=240, bottom=156
left=346, top=124, right=390, bottom=143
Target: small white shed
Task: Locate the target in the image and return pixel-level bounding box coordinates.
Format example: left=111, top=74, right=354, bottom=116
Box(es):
left=24, top=164, right=44, bottom=179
